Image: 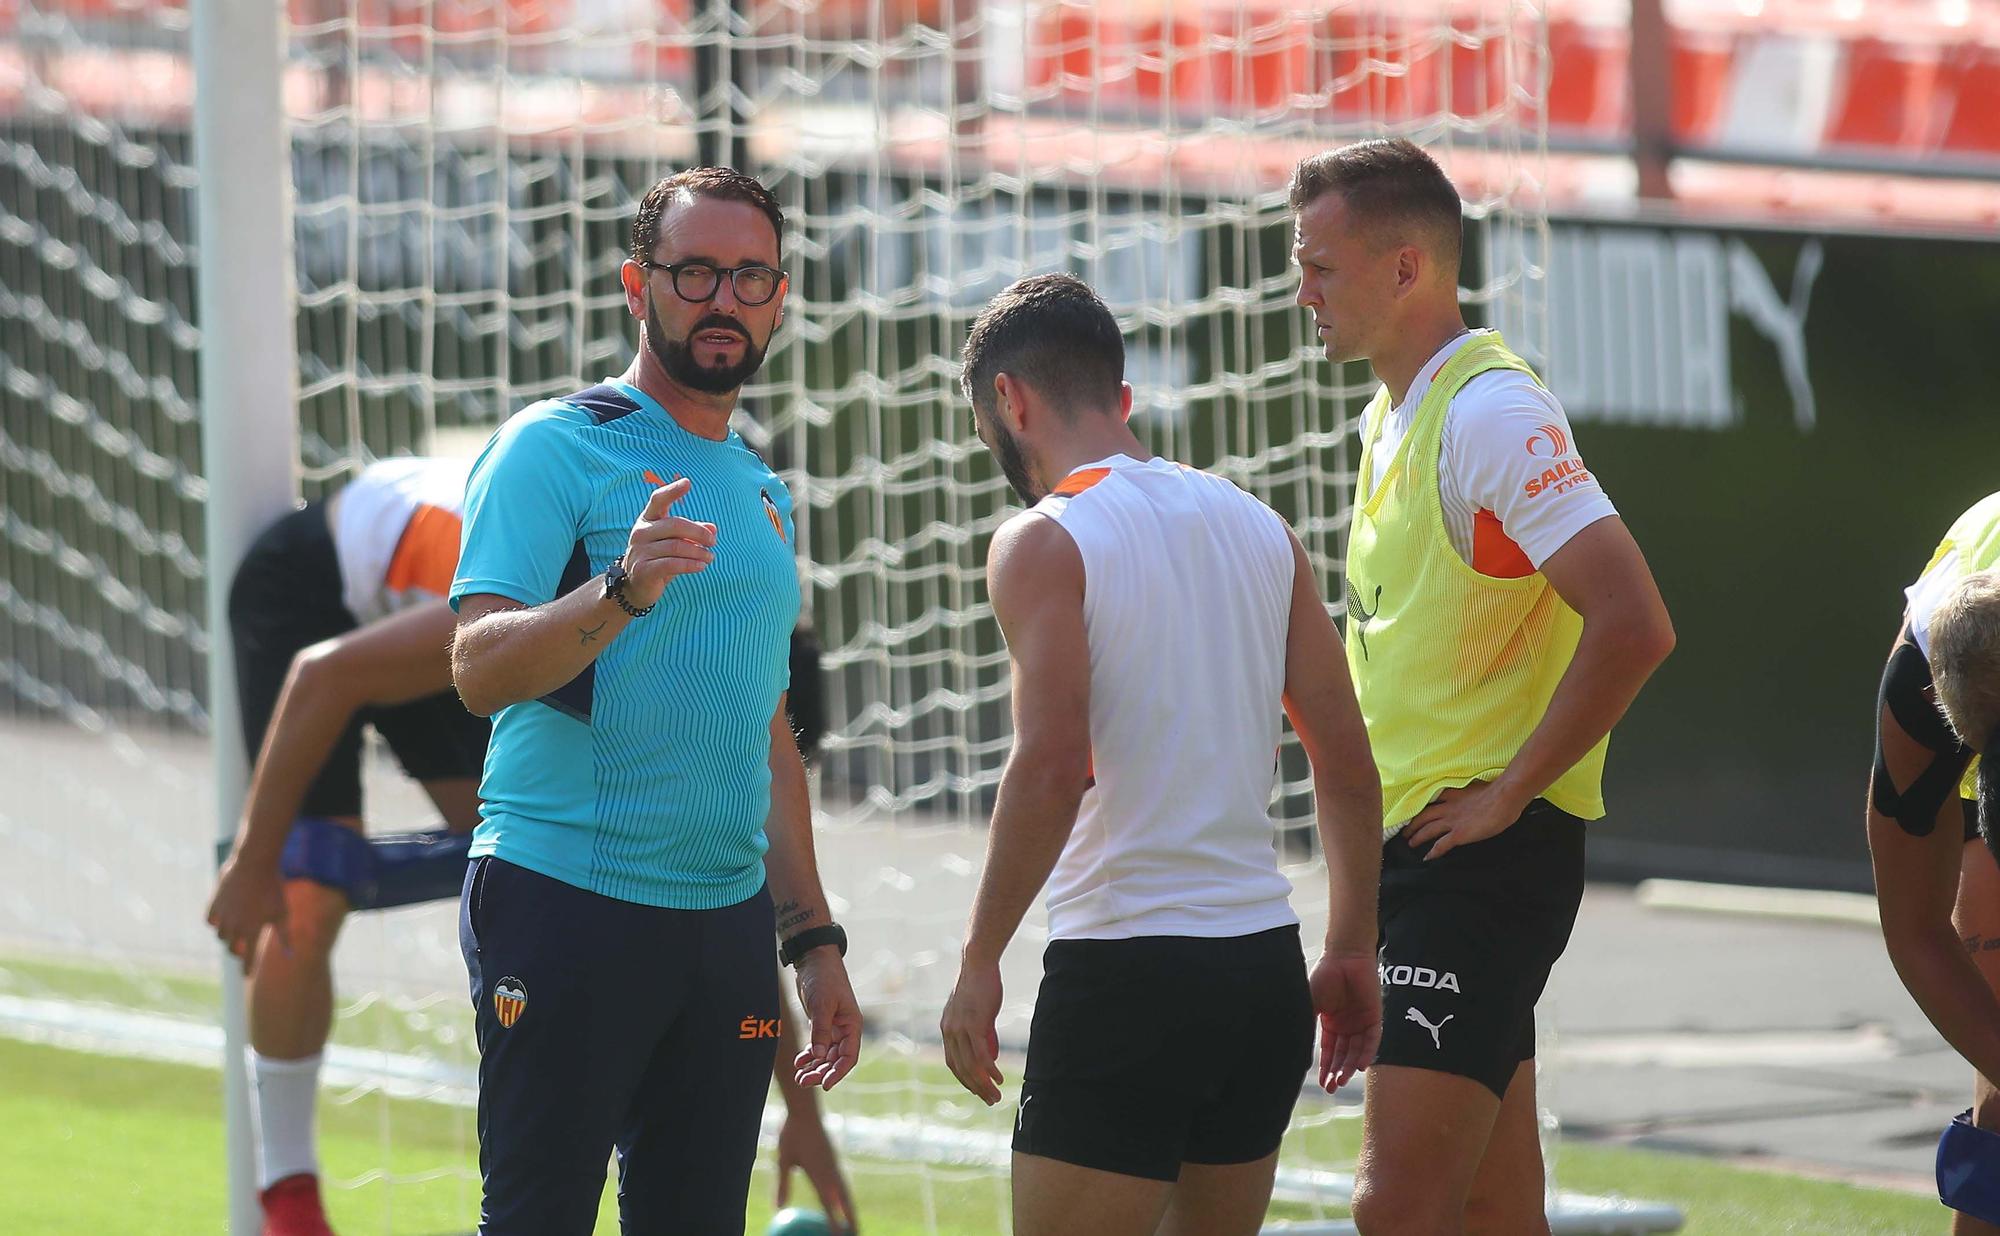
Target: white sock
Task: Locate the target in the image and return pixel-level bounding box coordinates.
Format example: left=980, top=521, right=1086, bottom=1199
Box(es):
left=251, top=1051, right=322, bottom=1190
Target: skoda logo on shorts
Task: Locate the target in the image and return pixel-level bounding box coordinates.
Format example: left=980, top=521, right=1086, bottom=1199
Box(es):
left=493, top=977, right=528, bottom=1028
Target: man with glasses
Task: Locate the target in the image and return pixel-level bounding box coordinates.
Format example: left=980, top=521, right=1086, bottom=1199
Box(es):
left=450, top=166, right=862, bottom=1234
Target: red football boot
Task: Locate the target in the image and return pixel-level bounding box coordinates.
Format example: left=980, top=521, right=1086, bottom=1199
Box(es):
left=260, top=1173, right=336, bottom=1236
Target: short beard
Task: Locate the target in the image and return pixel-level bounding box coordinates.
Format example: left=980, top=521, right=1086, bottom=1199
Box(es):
left=646, top=295, right=768, bottom=395
left=984, top=412, right=1044, bottom=506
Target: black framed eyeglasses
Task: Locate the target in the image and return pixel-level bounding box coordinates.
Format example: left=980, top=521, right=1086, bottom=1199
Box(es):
left=639, top=260, right=784, bottom=306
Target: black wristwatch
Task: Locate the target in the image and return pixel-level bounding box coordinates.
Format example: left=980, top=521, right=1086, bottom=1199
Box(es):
left=780, top=923, right=847, bottom=967
left=602, top=555, right=655, bottom=618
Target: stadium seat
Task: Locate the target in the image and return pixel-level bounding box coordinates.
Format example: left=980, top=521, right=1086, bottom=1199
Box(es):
left=1823, top=35, right=1948, bottom=151
left=1129, top=13, right=1208, bottom=107
left=1324, top=10, right=1447, bottom=122
left=1670, top=23, right=1738, bottom=144
left=1195, top=6, right=1317, bottom=113
left=1940, top=42, right=2000, bottom=155
left=1544, top=15, right=1629, bottom=137
left=1447, top=22, right=1512, bottom=122
left=1024, top=3, right=1315, bottom=117
left=1025, top=3, right=1141, bottom=110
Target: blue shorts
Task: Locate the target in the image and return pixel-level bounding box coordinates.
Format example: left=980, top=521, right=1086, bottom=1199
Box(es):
left=460, top=856, right=781, bottom=1235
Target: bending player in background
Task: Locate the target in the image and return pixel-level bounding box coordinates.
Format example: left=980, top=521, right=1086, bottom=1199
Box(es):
left=1291, top=139, right=1675, bottom=1236
left=940, top=274, right=1385, bottom=1236
left=205, top=457, right=854, bottom=1236
left=205, top=457, right=489, bottom=1236
left=1868, top=493, right=2000, bottom=1235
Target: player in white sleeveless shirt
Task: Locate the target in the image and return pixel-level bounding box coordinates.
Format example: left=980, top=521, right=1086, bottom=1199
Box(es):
left=1034, top=453, right=1303, bottom=942
left=941, top=275, right=1385, bottom=1236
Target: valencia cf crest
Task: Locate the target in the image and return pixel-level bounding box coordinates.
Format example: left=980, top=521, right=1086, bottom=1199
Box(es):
left=760, top=489, right=786, bottom=542
left=493, top=976, right=528, bottom=1028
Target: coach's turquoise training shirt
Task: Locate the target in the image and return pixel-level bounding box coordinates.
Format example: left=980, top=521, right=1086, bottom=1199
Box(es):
left=450, top=379, right=799, bottom=909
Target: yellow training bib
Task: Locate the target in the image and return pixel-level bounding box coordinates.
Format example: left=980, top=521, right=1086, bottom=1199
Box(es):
left=1344, top=333, right=1608, bottom=834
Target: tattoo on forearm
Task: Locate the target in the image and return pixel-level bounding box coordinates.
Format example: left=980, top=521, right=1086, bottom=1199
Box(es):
left=578, top=620, right=607, bottom=646
left=775, top=899, right=817, bottom=934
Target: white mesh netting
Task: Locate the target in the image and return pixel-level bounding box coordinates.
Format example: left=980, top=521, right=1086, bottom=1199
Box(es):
left=0, top=2, right=1576, bottom=1230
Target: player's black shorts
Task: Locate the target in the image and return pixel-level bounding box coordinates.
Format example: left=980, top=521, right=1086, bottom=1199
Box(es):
left=1013, top=924, right=1313, bottom=1182
left=1375, top=799, right=1587, bottom=1099
left=227, top=502, right=487, bottom=817
left=460, top=857, right=781, bottom=1235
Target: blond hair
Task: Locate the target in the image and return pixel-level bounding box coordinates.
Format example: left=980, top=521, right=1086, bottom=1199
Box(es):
left=1930, top=569, right=2000, bottom=752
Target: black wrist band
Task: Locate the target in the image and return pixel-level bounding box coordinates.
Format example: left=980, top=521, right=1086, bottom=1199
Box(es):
left=780, top=923, right=847, bottom=967
left=603, top=555, right=655, bottom=618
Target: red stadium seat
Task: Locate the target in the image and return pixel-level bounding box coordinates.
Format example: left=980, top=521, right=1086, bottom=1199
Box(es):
left=1669, top=24, right=1736, bottom=143
left=1025, top=3, right=1141, bottom=108
left=1324, top=10, right=1448, bottom=122
left=1544, top=16, right=1629, bottom=136
left=1196, top=7, right=1317, bottom=113
left=1026, top=2, right=1314, bottom=116
left=1940, top=42, right=2000, bottom=155
left=1130, top=13, right=1208, bottom=106
left=1824, top=35, right=1948, bottom=150
left=1448, top=22, right=1512, bottom=121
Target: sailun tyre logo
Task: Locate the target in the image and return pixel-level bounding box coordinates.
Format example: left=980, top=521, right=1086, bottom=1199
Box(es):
left=1525, top=457, right=1591, bottom=499
left=493, top=977, right=528, bottom=1028
left=1525, top=423, right=1569, bottom=458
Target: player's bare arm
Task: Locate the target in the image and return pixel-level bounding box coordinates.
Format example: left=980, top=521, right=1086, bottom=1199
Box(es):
left=1279, top=528, right=1385, bottom=1090
left=1868, top=625, right=2000, bottom=1086
left=1405, top=515, right=1675, bottom=858
left=941, top=513, right=1092, bottom=1106
left=206, top=598, right=462, bottom=965
left=764, top=694, right=864, bottom=1093
left=451, top=476, right=715, bottom=716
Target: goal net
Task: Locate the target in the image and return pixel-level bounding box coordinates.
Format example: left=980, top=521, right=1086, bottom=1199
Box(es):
left=0, top=0, right=1678, bottom=1231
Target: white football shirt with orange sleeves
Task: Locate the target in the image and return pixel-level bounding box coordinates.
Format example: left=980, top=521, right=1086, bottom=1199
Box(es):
left=1368, top=330, right=1618, bottom=577
left=1030, top=454, right=1301, bottom=942
left=327, top=457, right=470, bottom=622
